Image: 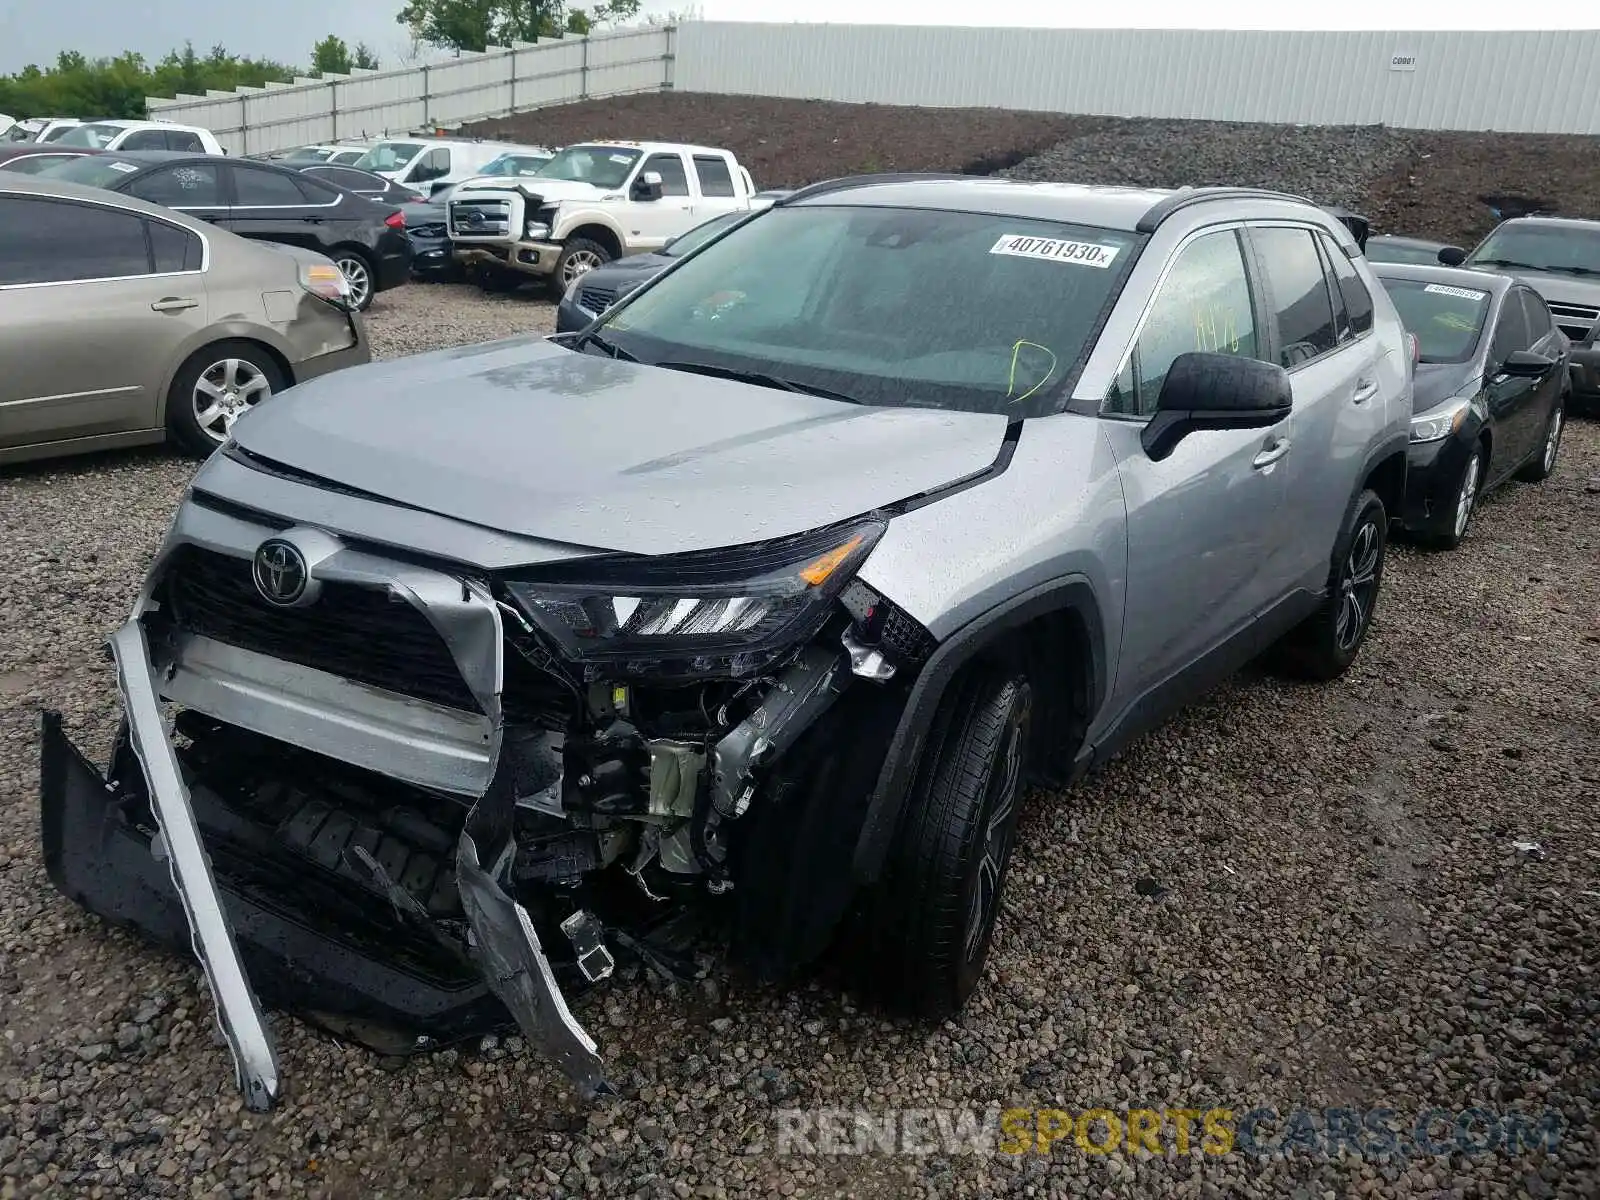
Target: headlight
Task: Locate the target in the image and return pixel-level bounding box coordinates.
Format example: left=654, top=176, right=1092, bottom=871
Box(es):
left=525, top=221, right=551, bottom=238
left=1409, top=395, right=1471, bottom=444
left=504, top=520, right=885, bottom=674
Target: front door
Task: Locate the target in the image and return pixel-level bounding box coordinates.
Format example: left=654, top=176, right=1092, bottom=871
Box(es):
left=1483, top=289, right=1541, bottom=476
left=621, top=152, right=696, bottom=251
left=1100, top=226, right=1293, bottom=725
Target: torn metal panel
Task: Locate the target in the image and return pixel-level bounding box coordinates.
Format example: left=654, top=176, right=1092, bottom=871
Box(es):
left=108, top=621, right=281, bottom=1112
left=710, top=645, right=848, bottom=817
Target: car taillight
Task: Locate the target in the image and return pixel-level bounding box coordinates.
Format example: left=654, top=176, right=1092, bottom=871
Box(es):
left=385, top=210, right=405, bottom=229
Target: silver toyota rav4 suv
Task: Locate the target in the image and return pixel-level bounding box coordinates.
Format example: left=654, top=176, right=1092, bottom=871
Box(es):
left=41, top=178, right=1411, bottom=1109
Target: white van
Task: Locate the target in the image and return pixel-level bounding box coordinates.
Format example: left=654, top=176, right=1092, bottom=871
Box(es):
left=349, top=138, right=542, bottom=194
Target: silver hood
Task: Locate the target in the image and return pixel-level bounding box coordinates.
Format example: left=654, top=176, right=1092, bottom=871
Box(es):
left=229, top=338, right=1008, bottom=556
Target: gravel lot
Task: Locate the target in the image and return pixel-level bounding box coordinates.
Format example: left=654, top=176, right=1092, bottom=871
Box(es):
left=3, top=156, right=1600, bottom=1195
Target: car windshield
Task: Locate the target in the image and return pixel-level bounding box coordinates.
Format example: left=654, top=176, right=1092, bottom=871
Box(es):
left=1380, top=277, right=1492, bottom=363
left=1366, top=239, right=1443, bottom=266
left=55, top=122, right=124, bottom=149
left=1468, top=224, right=1600, bottom=276
left=662, top=212, right=743, bottom=258
left=593, top=204, right=1141, bottom=417
left=535, top=145, right=640, bottom=189
left=36, top=155, right=143, bottom=188
left=354, top=141, right=425, bottom=173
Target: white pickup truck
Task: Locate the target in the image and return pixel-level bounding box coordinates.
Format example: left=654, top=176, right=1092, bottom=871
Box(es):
left=448, top=141, right=757, bottom=294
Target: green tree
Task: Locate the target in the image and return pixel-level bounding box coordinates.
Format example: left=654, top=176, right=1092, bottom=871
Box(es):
left=396, top=0, right=641, bottom=52
left=0, top=42, right=298, bottom=119
left=354, top=42, right=381, bottom=70
left=310, top=35, right=354, bottom=76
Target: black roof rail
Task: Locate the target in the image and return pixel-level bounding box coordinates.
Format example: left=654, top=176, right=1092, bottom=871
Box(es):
left=1136, top=186, right=1313, bottom=233
left=776, top=171, right=987, bottom=205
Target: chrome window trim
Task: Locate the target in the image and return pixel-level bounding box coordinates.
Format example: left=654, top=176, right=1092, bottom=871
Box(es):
left=0, top=188, right=211, bottom=289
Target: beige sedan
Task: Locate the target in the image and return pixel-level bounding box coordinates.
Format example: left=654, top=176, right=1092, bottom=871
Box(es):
left=0, top=176, right=370, bottom=465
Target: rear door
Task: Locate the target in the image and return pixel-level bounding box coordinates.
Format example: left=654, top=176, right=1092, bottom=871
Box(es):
left=1249, top=224, right=1382, bottom=593
left=221, top=163, right=338, bottom=252
left=123, top=159, right=230, bottom=225
left=0, top=194, right=208, bottom=449
left=691, top=154, right=745, bottom=220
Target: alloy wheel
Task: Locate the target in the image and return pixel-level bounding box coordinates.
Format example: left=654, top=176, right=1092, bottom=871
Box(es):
left=963, top=685, right=1031, bottom=964
left=1454, top=452, right=1481, bottom=539
left=1543, top=407, right=1563, bottom=473
left=561, top=249, right=604, bottom=288
left=192, top=358, right=272, bottom=443
left=335, top=256, right=372, bottom=309
left=1334, top=519, right=1382, bottom=652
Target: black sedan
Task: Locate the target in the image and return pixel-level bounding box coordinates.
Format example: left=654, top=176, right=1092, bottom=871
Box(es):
left=1372, top=262, right=1568, bottom=548
left=397, top=181, right=464, bottom=280
left=1366, top=234, right=1451, bottom=266
left=37, top=151, right=410, bottom=311
left=290, top=163, right=424, bottom=207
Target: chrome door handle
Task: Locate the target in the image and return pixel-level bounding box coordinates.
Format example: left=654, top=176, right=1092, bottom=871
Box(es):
left=1353, top=378, right=1380, bottom=404
left=1252, top=437, right=1292, bottom=470
left=151, top=297, right=199, bottom=312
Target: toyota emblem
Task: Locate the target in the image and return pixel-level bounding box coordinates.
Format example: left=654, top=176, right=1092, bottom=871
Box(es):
left=252, top=538, right=309, bottom=606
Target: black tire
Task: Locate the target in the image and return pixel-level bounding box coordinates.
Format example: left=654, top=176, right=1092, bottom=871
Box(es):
left=1275, top=488, right=1388, bottom=681
left=1419, top=442, right=1483, bottom=551
left=1515, top=396, right=1564, bottom=482
left=165, top=340, right=286, bottom=458
left=850, top=667, right=1033, bottom=1019
left=330, top=247, right=376, bottom=311
left=550, top=237, right=613, bottom=298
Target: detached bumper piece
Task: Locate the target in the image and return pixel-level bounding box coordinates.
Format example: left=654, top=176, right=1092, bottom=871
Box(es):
left=40, top=631, right=611, bottom=1110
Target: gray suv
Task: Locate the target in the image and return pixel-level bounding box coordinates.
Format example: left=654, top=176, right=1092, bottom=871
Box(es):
left=40, top=179, right=1412, bottom=1109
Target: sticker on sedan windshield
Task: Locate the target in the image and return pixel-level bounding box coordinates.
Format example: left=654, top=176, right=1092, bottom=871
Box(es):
left=1424, top=283, right=1487, bottom=301
left=106, top=162, right=139, bottom=173
left=989, top=234, right=1120, bottom=268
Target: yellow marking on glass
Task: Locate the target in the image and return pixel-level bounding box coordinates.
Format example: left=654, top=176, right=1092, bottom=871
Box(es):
left=1006, top=340, right=1059, bottom=404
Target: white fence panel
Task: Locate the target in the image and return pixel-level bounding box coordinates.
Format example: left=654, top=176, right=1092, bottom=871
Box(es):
left=673, top=23, right=1600, bottom=134
left=145, top=27, right=675, bottom=155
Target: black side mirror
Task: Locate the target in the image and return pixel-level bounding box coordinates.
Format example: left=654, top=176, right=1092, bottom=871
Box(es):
left=1438, top=245, right=1468, bottom=267
left=1498, top=349, right=1553, bottom=378
left=1141, top=352, right=1293, bottom=462
left=632, top=170, right=664, bottom=202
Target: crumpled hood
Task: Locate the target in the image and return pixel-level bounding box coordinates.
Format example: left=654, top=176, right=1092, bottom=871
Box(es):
left=229, top=338, right=1008, bottom=555
left=1413, top=361, right=1479, bottom=413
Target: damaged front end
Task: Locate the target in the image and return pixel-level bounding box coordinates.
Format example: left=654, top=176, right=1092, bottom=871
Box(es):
left=40, top=490, right=931, bottom=1108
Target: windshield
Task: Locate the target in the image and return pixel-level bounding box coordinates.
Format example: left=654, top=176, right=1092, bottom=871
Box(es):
left=1468, top=224, right=1600, bottom=276
left=662, top=212, right=743, bottom=258
left=535, top=145, right=640, bottom=189
left=1380, top=277, right=1492, bottom=363
left=354, top=141, right=424, bottom=173
left=480, top=153, right=552, bottom=177
left=55, top=122, right=123, bottom=149
left=594, top=205, right=1140, bottom=416
left=36, top=155, right=143, bottom=188
left=283, top=146, right=335, bottom=162
left=1366, top=239, right=1443, bottom=266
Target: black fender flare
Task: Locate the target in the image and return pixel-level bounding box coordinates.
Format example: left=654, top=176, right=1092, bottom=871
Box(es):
left=850, top=575, right=1108, bottom=883
left=1357, top=431, right=1410, bottom=522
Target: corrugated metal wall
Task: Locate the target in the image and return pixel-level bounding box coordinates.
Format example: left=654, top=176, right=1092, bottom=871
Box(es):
left=674, top=24, right=1600, bottom=134
left=146, top=26, right=675, bottom=155
left=146, top=23, right=1600, bottom=151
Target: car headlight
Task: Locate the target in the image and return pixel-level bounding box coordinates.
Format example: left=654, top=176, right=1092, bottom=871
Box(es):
left=525, top=221, right=551, bottom=238
left=1409, top=395, right=1472, bottom=444
left=504, top=519, right=885, bottom=674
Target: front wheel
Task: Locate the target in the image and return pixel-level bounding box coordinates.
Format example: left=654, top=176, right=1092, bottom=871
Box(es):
left=1515, top=397, right=1564, bottom=482
left=550, top=238, right=612, bottom=298
left=1420, top=443, right=1483, bottom=551
left=850, top=667, right=1033, bottom=1019
left=1274, top=488, right=1388, bottom=681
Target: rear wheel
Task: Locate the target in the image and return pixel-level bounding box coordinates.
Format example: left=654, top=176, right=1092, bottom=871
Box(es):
left=1274, top=488, right=1387, bottom=681
left=165, top=341, right=285, bottom=457
left=850, top=666, right=1032, bottom=1018
left=331, top=249, right=375, bottom=311
left=1516, top=397, right=1564, bottom=482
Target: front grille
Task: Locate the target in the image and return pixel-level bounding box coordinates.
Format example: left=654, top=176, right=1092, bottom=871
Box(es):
left=160, top=546, right=481, bottom=713
left=578, top=286, right=616, bottom=314
left=1547, top=300, right=1599, bottom=342
left=448, top=197, right=511, bottom=237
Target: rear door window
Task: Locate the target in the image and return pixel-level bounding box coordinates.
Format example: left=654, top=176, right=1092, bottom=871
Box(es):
left=0, top=195, right=151, bottom=284
left=1252, top=226, right=1340, bottom=367
left=693, top=155, right=736, bottom=198
left=126, top=162, right=226, bottom=208
left=165, top=130, right=205, bottom=152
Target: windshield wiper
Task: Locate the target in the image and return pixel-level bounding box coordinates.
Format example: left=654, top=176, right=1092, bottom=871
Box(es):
left=575, top=329, right=637, bottom=361
left=1541, top=264, right=1600, bottom=277
left=1471, top=257, right=1539, bottom=271
left=651, top=360, right=865, bottom=404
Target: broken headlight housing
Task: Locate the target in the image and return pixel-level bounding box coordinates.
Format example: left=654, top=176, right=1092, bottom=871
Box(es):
left=504, top=518, right=885, bottom=674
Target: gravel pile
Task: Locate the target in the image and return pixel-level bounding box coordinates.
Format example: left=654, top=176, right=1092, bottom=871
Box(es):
left=2, top=282, right=1597, bottom=1199
left=1001, top=120, right=1421, bottom=212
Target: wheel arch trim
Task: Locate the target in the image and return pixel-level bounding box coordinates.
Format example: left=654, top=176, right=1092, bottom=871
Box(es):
left=851, top=574, right=1107, bottom=883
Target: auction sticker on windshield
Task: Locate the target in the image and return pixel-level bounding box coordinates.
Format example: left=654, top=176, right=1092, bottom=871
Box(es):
left=990, top=235, right=1121, bottom=268
left=1424, top=283, right=1487, bottom=301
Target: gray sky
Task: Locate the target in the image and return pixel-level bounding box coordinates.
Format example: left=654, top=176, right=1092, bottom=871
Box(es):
left=1, top=2, right=1586, bottom=76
